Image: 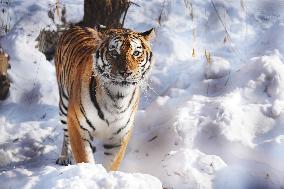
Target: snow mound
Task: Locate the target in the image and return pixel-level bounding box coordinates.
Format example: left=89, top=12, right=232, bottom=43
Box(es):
left=2, top=163, right=162, bottom=189
left=121, top=50, right=284, bottom=188
left=204, top=56, right=231, bottom=79
left=253, top=50, right=284, bottom=99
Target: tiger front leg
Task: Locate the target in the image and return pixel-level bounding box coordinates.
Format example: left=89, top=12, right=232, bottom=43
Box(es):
left=67, top=107, right=95, bottom=164
left=103, top=130, right=132, bottom=171
left=56, top=130, right=73, bottom=165
left=56, top=104, right=73, bottom=166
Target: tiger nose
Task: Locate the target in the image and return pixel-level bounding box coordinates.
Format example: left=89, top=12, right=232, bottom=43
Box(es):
left=119, top=71, right=131, bottom=78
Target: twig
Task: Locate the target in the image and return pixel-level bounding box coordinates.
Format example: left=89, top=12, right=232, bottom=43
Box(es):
left=210, top=0, right=246, bottom=65
left=130, top=2, right=141, bottom=7
left=121, top=2, right=131, bottom=28
left=158, top=0, right=167, bottom=25
left=56, top=0, right=60, bottom=17
left=210, top=0, right=231, bottom=41
left=148, top=135, right=158, bottom=142
left=121, top=1, right=141, bottom=28
left=224, top=71, right=231, bottom=87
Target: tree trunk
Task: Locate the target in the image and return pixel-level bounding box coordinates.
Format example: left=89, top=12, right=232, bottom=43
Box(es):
left=37, top=0, right=130, bottom=60
left=81, top=0, right=130, bottom=28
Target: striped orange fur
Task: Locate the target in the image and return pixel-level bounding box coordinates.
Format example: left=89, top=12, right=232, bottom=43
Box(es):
left=55, top=26, right=154, bottom=171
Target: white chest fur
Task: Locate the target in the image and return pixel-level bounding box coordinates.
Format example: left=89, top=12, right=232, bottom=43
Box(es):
left=81, top=81, right=138, bottom=140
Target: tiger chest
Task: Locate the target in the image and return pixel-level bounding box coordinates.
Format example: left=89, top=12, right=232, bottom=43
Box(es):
left=80, top=85, right=136, bottom=140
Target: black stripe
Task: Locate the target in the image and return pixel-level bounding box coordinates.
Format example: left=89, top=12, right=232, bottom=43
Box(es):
left=118, top=89, right=136, bottom=114
left=74, top=110, right=93, bottom=141
left=103, top=143, right=121, bottom=149
left=59, top=94, right=68, bottom=110
left=59, top=104, right=67, bottom=116
left=115, top=116, right=131, bottom=135
left=140, top=51, right=149, bottom=68
left=72, top=108, right=93, bottom=141
left=141, top=51, right=152, bottom=73
left=141, top=63, right=151, bottom=79
left=80, top=103, right=96, bottom=131
left=104, top=87, right=115, bottom=101
left=114, top=125, right=127, bottom=135
left=59, top=87, right=68, bottom=110
left=62, top=89, right=69, bottom=100
left=61, top=120, right=67, bottom=124
left=106, top=119, right=110, bottom=126
left=100, top=48, right=108, bottom=69
left=96, top=50, right=99, bottom=59
left=60, top=101, right=68, bottom=111
left=89, top=75, right=105, bottom=120
left=63, top=128, right=68, bottom=131
left=80, top=125, right=93, bottom=140
left=115, top=98, right=137, bottom=135
left=149, top=51, right=152, bottom=62
left=104, top=152, right=113, bottom=155
left=83, top=138, right=94, bottom=152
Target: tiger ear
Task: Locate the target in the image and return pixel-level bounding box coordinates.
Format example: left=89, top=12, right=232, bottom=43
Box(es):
left=140, top=28, right=155, bottom=41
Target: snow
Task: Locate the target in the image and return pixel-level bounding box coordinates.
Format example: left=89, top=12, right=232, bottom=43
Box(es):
left=1, top=0, right=284, bottom=189
left=2, top=163, right=161, bottom=189
left=204, top=56, right=230, bottom=79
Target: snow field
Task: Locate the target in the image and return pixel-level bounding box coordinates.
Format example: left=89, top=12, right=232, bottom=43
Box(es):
left=1, top=0, right=284, bottom=189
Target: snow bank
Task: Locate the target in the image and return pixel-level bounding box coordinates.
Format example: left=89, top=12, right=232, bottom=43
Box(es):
left=121, top=50, right=284, bottom=188
left=2, top=163, right=162, bottom=189
left=204, top=56, right=230, bottom=79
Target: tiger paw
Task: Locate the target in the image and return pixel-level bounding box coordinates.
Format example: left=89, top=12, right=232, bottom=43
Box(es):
left=56, top=156, right=72, bottom=166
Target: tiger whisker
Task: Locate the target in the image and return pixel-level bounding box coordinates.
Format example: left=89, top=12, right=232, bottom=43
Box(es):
left=145, top=80, right=159, bottom=96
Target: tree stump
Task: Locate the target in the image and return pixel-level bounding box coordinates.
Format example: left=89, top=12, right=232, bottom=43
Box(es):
left=81, top=0, right=130, bottom=28
left=0, top=48, right=10, bottom=100
left=37, top=0, right=130, bottom=61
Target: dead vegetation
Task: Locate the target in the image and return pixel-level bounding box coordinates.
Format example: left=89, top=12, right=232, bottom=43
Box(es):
left=0, top=47, right=10, bottom=100
left=0, top=0, right=12, bottom=36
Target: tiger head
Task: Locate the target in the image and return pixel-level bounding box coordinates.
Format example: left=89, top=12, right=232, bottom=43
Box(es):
left=94, top=27, right=155, bottom=86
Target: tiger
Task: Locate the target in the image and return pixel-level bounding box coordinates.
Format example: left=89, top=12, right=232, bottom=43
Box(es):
left=55, top=26, right=154, bottom=171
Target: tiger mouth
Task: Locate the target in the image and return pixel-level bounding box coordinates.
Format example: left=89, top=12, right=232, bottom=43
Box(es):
left=108, top=76, right=139, bottom=86
left=97, top=71, right=138, bottom=86
left=112, top=80, right=138, bottom=86
left=95, top=64, right=140, bottom=86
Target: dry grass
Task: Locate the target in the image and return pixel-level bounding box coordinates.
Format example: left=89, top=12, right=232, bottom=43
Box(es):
left=0, top=0, right=11, bottom=36
left=204, top=49, right=212, bottom=64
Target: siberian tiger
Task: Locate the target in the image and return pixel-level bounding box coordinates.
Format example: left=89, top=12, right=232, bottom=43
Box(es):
left=55, top=26, right=154, bottom=171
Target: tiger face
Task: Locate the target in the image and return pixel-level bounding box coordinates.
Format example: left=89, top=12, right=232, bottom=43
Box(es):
left=94, top=28, right=155, bottom=86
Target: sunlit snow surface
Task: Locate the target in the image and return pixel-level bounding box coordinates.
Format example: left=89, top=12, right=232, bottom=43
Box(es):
left=1, top=0, right=284, bottom=189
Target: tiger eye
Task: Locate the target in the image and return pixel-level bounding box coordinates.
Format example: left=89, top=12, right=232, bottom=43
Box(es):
left=133, top=50, right=140, bottom=56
